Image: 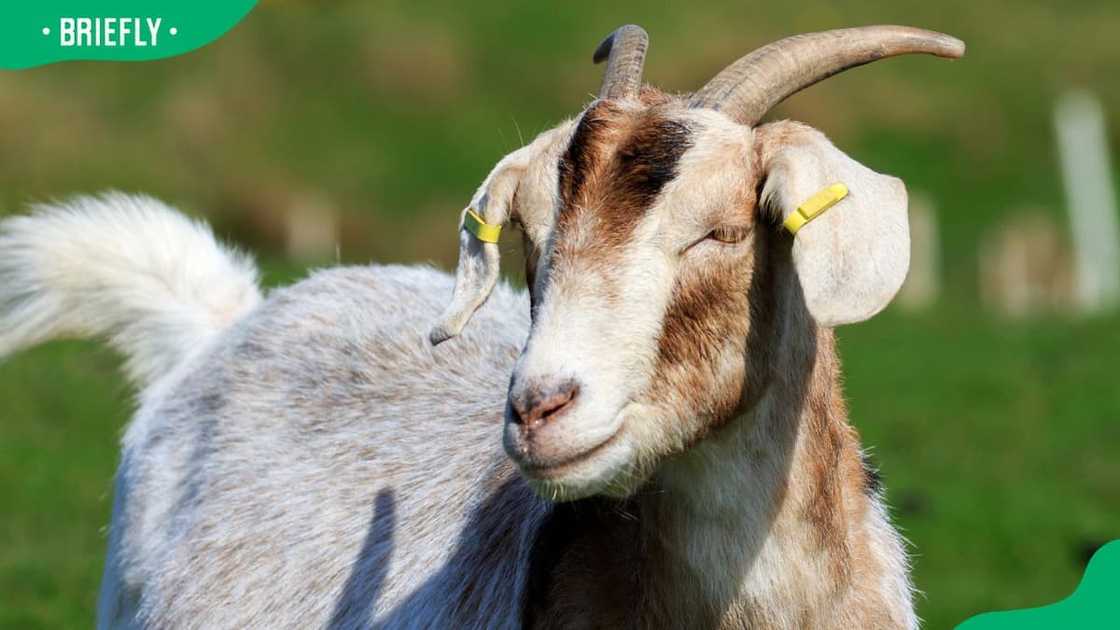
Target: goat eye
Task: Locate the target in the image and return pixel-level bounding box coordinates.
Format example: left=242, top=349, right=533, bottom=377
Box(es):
left=706, top=226, right=749, bottom=244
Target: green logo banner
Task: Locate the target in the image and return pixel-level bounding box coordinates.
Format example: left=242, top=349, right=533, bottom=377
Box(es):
left=957, top=540, right=1120, bottom=629
left=0, top=1, right=258, bottom=69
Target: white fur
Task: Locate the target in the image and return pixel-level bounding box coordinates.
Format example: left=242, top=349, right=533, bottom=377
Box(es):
left=0, top=195, right=545, bottom=627
left=0, top=193, right=261, bottom=387
left=432, top=124, right=573, bottom=343
left=760, top=124, right=911, bottom=326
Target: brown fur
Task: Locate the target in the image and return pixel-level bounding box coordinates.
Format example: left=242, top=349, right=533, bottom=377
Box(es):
left=524, top=224, right=895, bottom=628
left=649, top=194, right=762, bottom=440
left=553, top=101, right=693, bottom=262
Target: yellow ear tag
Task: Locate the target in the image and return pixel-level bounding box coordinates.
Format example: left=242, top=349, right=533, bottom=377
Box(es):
left=464, top=208, right=502, bottom=243
left=783, top=183, right=848, bottom=235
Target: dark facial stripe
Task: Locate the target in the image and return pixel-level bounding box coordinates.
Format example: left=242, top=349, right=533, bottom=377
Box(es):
left=611, top=116, right=693, bottom=209
left=555, top=103, right=693, bottom=251
left=557, top=102, right=616, bottom=208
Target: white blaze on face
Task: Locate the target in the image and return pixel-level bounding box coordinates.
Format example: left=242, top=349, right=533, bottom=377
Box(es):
left=513, top=210, right=677, bottom=450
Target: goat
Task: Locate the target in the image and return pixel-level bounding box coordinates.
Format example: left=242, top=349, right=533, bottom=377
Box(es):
left=0, top=24, right=964, bottom=629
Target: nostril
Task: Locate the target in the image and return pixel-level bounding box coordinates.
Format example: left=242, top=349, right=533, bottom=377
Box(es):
left=537, top=385, right=578, bottom=422
left=511, top=380, right=580, bottom=429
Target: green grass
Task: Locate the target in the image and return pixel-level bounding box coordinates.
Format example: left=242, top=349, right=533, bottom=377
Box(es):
left=841, top=311, right=1120, bottom=628
left=0, top=344, right=125, bottom=628
left=0, top=0, right=1118, bottom=627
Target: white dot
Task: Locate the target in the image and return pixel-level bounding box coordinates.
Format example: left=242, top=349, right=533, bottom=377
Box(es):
left=42, top=27, right=50, bottom=36
left=169, top=27, right=178, bottom=36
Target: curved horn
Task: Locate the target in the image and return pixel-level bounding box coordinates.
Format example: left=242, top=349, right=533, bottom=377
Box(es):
left=689, top=25, right=965, bottom=126
left=593, top=24, right=650, bottom=100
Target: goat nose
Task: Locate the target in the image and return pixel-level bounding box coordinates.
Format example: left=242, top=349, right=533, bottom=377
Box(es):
left=510, top=380, right=580, bottom=429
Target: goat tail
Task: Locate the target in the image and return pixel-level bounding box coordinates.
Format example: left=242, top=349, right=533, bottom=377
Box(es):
left=0, top=192, right=262, bottom=388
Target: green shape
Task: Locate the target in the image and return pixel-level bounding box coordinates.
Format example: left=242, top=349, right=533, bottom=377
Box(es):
left=957, top=540, right=1120, bottom=629
left=0, top=1, right=257, bottom=69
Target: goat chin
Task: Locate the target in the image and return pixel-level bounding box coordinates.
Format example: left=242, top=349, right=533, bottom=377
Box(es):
left=517, top=402, right=659, bottom=502
left=520, top=436, right=638, bottom=503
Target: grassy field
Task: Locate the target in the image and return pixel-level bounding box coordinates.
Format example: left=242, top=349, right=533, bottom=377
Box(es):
left=1, top=1, right=1118, bottom=628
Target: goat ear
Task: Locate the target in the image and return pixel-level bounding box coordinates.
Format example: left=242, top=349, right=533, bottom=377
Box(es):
left=430, top=125, right=571, bottom=344
left=757, top=122, right=910, bottom=327
left=429, top=153, right=526, bottom=345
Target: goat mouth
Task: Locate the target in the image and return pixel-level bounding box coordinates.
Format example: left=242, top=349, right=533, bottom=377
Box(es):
left=519, top=424, right=626, bottom=481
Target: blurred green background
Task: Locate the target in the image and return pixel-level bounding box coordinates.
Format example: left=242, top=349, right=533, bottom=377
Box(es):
left=1, top=1, right=1117, bottom=628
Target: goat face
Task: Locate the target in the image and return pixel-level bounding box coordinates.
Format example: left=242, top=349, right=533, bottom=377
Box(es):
left=505, top=100, right=763, bottom=500
left=432, top=25, right=964, bottom=500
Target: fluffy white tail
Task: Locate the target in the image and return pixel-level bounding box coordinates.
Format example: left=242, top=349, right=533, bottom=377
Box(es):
left=0, top=193, right=262, bottom=388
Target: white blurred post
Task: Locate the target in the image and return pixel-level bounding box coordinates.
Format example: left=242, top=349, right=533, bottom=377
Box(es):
left=1054, top=90, right=1120, bottom=313
left=285, top=193, right=339, bottom=262
left=897, top=193, right=940, bottom=310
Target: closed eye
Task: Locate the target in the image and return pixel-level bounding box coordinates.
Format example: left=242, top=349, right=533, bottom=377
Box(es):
left=706, top=225, right=750, bottom=244
left=681, top=225, right=751, bottom=255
